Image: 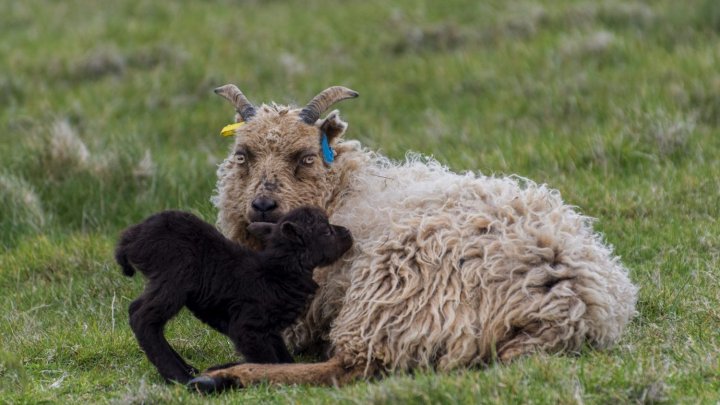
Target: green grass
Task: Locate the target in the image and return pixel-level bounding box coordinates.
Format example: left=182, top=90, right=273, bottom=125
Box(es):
left=2, top=0, right=719, bottom=403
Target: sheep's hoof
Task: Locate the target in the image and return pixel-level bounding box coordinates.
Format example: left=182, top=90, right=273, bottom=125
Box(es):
left=187, top=375, right=237, bottom=394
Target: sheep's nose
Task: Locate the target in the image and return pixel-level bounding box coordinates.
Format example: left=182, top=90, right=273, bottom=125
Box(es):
left=251, top=197, right=278, bottom=213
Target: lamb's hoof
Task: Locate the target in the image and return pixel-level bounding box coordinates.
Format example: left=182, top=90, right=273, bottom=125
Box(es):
left=187, top=375, right=237, bottom=394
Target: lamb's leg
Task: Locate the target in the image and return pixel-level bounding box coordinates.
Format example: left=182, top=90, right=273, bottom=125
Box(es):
left=129, top=297, right=198, bottom=376
left=269, top=332, right=294, bottom=363
left=129, top=293, right=194, bottom=383
left=188, top=355, right=362, bottom=393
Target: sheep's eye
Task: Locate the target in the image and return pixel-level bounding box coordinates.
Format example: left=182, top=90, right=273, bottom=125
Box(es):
left=301, top=155, right=316, bottom=166
left=235, top=151, right=247, bottom=164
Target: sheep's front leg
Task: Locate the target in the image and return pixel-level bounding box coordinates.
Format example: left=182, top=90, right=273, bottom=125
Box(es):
left=188, top=355, right=361, bottom=393
left=202, top=333, right=292, bottom=377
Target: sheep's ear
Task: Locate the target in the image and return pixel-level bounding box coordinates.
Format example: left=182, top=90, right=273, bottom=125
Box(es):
left=280, top=221, right=304, bottom=245
left=247, top=222, right=276, bottom=243
left=318, top=110, right=348, bottom=143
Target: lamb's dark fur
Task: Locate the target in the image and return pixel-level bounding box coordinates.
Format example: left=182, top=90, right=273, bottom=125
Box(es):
left=115, top=207, right=353, bottom=384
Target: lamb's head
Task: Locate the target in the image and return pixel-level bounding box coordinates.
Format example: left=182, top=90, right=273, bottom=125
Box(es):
left=247, top=206, right=354, bottom=269
left=213, top=85, right=358, bottom=245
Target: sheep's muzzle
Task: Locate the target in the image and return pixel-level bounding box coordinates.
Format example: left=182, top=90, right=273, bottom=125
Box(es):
left=249, top=196, right=282, bottom=223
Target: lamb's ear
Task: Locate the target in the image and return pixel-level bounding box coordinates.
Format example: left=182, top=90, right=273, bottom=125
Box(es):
left=247, top=222, right=276, bottom=243
left=280, top=221, right=304, bottom=245
left=319, top=110, right=348, bottom=143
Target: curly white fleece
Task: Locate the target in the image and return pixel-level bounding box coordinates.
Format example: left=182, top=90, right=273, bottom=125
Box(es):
left=282, top=148, right=637, bottom=374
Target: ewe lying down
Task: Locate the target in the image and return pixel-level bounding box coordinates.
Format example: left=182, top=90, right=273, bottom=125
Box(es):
left=194, top=84, right=638, bottom=390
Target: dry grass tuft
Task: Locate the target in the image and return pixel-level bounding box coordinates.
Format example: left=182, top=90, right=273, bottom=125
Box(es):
left=132, top=149, right=156, bottom=180
left=0, top=174, right=46, bottom=235
left=388, top=4, right=549, bottom=54
left=49, top=119, right=91, bottom=168
left=70, top=47, right=127, bottom=81
left=559, top=30, right=617, bottom=58
left=53, top=43, right=188, bottom=82
left=643, top=111, right=696, bottom=157
left=41, top=119, right=133, bottom=179
left=589, top=110, right=697, bottom=168
left=278, top=52, right=307, bottom=76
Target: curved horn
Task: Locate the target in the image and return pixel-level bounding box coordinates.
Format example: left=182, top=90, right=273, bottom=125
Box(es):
left=299, top=86, right=359, bottom=124
left=214, top=84, right=256, bottom=121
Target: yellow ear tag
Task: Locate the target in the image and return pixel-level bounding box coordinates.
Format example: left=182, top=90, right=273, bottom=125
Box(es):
left=220, top=122, right=245, bottom=137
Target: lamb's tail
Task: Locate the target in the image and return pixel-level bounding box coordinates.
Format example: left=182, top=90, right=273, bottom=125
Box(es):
left=115, top=226, right=139, bottom=277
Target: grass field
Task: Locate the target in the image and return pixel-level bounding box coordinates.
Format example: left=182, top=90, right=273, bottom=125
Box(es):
left=1, top=0, right=719, bottom=403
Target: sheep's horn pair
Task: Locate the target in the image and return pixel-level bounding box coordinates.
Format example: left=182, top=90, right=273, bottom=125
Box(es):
left=299, top=86, right=359, bottom=124
left=214, top=84, right=256, bottom=122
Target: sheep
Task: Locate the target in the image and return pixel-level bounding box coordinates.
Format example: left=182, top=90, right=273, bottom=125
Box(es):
left=190, top=84, right=638, bottom=391
left=115, top=207, right=353, bottom=384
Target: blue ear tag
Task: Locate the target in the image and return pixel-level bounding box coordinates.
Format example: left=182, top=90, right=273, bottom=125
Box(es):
left=321, top=132, right=334, bottom=164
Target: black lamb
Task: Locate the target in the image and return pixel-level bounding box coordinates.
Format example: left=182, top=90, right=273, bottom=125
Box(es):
left=115, top=206, right=353, bottom=384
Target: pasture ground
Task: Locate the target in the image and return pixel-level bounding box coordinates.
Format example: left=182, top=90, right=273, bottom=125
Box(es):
left=1, top=0, right=719, bottom=403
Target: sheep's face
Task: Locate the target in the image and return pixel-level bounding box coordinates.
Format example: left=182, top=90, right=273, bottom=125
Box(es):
left=215, top=104, right=350, bottom=245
